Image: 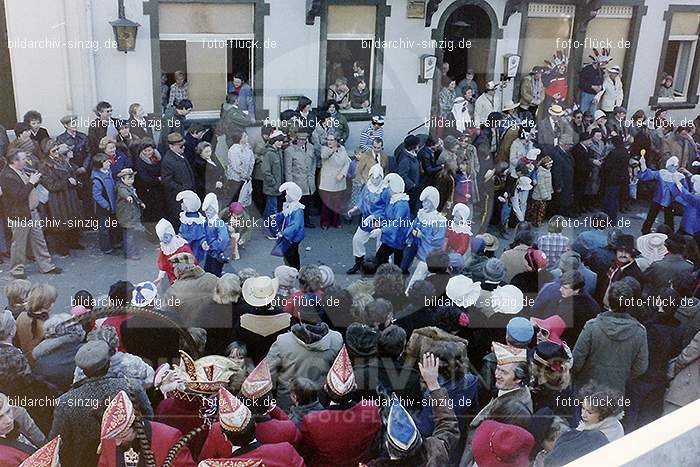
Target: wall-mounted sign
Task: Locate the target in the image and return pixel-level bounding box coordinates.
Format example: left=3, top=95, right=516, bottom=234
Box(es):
left=418, top=54, right=438, bottom=83
left=407, top=0, right=426, bottom=19
left=504, top=54, right=521, bottom=79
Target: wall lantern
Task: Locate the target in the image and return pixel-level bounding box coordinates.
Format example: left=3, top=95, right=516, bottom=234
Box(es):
left=110, top=0, right=140, bottom=53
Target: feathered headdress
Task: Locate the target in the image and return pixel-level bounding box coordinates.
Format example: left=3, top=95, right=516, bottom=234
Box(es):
left=589, top=48, right=611, bottom=65
left=544, top=50, right=569, bottom=72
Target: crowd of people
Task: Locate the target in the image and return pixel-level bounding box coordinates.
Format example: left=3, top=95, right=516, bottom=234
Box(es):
left=1, top=51, right=700, bottom=467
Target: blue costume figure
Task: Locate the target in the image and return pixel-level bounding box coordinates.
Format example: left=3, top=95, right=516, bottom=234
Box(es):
left=404, top=186, right=448, bottom=290
left=376, top=173, right=411, bottom=267
left=202, top=192, right=232, bottom=277
left=176, top=190, right=207, bottom=263
left=347, top=163, right=390, bottom=274
left=638, top=155, right=682, bottom=234
left=674, top=174, right=700, bottom=237
left=272, top=182, right=305, bottom=269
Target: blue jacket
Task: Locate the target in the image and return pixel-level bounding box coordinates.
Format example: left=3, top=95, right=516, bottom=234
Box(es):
left=415, top=374, right=479, bottom=436
left=205, top=218, right=233, bottom=260
left=398, top=149, right=420, bottom=192
left=637, top=169, right=680, bottom=207
left=411, top=213, right=448, bottom=261
left=275, top=207, right=305, bottom=244
left=110, top=150, right=133, bottom=180
left=179, top=213, right=208, bottom=263
left=91, top=169, right=116, bottom=213
left=572, top=229, right=608, bottom=259
left=678, top=189, right=700, bottom=234
left=359, top=187, right=390, bottom=233
left=381, top=198, right=411, bottom=249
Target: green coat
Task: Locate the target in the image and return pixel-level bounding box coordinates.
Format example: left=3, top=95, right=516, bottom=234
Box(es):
left=262, top=144, right=284, bottom=196
left=116, top=182, right=144, bottom=230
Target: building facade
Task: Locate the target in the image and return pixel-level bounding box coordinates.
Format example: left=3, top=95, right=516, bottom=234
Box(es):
left=3, top=0, right=700, bottom=149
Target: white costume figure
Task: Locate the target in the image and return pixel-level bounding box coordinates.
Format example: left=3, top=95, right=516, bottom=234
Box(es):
left=154, top=218, right=193, bottom=285
left=405, top=186, right=448, bottom=292
left=347, top=163, right=390, bottom=274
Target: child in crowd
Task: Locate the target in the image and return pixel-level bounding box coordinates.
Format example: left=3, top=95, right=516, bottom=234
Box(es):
left=453, top=158, right=474, bottom=208
left=289, top=377, right=324, bottom=425
left=220, top=201, right=252, bottom=260
left=115, top=168, right=145, bottom=260
left=3, top=279, right=32, bottom=319
left=529, top=156, right=554, bottom=226
left=176, top=190, right=207, bottom=263
left=201, top=193, right=232, bottom=277
left=91, top=152, right=119, bottom=254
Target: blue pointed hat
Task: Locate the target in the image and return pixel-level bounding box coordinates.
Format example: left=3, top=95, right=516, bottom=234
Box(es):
left=387, top=396, right=421, bottom=453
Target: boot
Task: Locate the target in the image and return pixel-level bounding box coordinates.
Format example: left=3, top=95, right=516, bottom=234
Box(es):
left=346, top=256, right=364, bottom=275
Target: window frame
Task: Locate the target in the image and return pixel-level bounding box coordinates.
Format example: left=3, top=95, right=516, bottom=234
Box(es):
left=649, top=5, right=700, bottom=109
left=317, top=0, right=391, bottom=122
left=325, top=35, right=376, bottom=114
left=159, top=33, right=256, bottom=119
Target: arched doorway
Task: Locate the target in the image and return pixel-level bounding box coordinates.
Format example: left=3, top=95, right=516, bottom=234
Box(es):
left=431, top=1, right=502, bottom=123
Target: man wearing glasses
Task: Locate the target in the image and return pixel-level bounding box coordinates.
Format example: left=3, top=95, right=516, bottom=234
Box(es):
left=87, top=101, right=119, bottom=156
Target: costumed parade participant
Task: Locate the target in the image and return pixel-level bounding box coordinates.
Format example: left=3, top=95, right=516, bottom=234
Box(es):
left=176, top=190, right=208, bottom=264
left=445, top=203, right=472, bottom=257
left=153, top=351, right=243, bottom=460
left=199, top=387, right=305, bottom=467
left=97, top=390, right=196, bottom=467
left=347, top=163, right=389, bottom=274
left=270, top=182, right=305, bottom=269
left=0, top=392, right=50, bottom=465
left=376, top=173, right=411, bottom=266
left=638, top=155, right=683, bottom=234
left=298, top=345, right=381, bottom=466
left=674, top=173, right=700, bottom=238
left=155, top=218, right=196, bottom=286
left=403, top=186, right=448, bottom=291
left=199, top=359, right=301, bottom=460
left=17, top=436, right=61, bottom=467
left=201, top=193, right=232, bottom=277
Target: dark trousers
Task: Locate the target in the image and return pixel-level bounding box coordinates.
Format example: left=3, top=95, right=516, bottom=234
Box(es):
left=301, top=195, right=313, bottom=224
left=320, top=190, right=343, bottom=228
left=204, top=255, right=225, bottom=277
left=407, top=188, right=420, bottom=217
left=603, top=185, right=621, bottom=225
left=252, top=179, right=266, bottom=216
left=97, top=211, right=120, bottom=253
left=376, top=243, right=404, bottom=267
left=46, top=229, right=81, bottom=255
left=227, top=179, right=244, bottom=205
left=625, top=380, right=665, bottom=432
left=283, top=242, right=301, bottom=269
left=642, top=202, right=674, bottom=234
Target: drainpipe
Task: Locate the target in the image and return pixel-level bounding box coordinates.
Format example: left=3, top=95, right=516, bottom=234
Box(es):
left=85, top=0, right=98, bottom=109
left=58, top=0, right=73, bottom=112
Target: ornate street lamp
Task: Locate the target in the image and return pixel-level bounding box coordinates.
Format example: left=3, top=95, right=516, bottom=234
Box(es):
left=110, top=0, right=140, bottom=53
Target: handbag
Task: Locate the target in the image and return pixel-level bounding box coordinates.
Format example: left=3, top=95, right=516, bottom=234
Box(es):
left=271, top=236, right=292, bottom=257
left=239, top=179, right=253, bottom=207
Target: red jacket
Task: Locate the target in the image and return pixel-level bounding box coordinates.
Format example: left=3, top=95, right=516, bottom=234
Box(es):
left=97, top=421, right=196, bottom=467
left=202, top=442, right=305, bottom=467
left=158, top=243, right=196, bottom=283
left=199, top=407, right=301, bottom=461
left=155, top=393, right=213, bottom=460
left=299, top=401, right=381, bottom=467
left=0, top=442, right=32, bottom=467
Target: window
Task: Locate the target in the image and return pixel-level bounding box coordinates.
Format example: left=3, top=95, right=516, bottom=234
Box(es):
left=159, top=3, right=254, bottom=117
left=325, top=5, right=376, bottom=114
left=652, top=9, right=700, bottom=107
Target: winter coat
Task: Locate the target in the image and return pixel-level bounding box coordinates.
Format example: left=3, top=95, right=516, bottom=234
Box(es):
left=397, top=149, right=421, bottom=193
left=299, top=401, right=381, bottom=467
left=500, top=244, right=531, bottom=282
left=50, top=375, right=152, bottom=467
left=350, top=87, right=371, bottom=110
left=675, top=296, right=700, bottom=347
left=665, top=330, right=700, bottom=407
left=134, top=155, right=164, bottom=223
left=597, top=75, right=624, bottom=112
left=642, top=254, right=694, bottom=296
left=470, top=386, right=533, bottom=430
left=579, top=64, right=605, bottom=94
left=319, top=145, right=350, bottom=192
left=219, top=103, right=254, bottom=148
left=367, top=388, right=460, bottom=467
left=91, top=169, right=117, bottom=214
left=353, top=356, right=422, bottom=409
left=637, top=316, right=684, bottom=383
left=161, top=150, right=196, bottom=217
left=550, top=145, right=575, bottom=207
left=329, top=112, right=350, bottom=144
left=572, top=311, right=649, bottom=393
left=116, top=181, right=144, bottom=230
left=520, top=75, right=544, bottom=107
left=661, top=133, right=697, bottom=169
left=31, top=334, right=83, bottom=392
left=15, top=312, right=46, bottom=357
left=39, top=157, right=82, bottom=231
left=267, top=323, right=343, bottom=410
left=355, top=149, right=389, bottom=184
left=285, top=143, right=316, bottom=196
left=262, top=144, right=284, bottom=196
left=474, top=93, right=495, bottom=126
left=600, top=145, right=630, bottom=189
left=192, top=156, right=226, bottom=201
left=163, top=266, right=219, bottom=318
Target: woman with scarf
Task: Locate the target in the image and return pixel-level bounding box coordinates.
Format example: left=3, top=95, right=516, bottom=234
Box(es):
left=39, top=139, right=83, bottom=257
left=403, top=186, right=448, bottom=291
left=347, top=163, right=389, bottom=274
left=154, top=218, right=196, bottom=286
left=134, top=139, right=164, bottom=233
left=15, top=283, right=57, bottom=356
left=271, top=182, right=306, bottom=269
